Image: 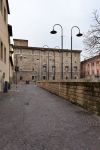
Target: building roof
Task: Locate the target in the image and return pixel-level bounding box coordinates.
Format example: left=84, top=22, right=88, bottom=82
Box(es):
left=13, top=45, right=82, bottom=53
left=13, top=38, right=82, bottom=53
left=6, top=0, right=10, bottom=14
left=81, top=54, right=100, bottom=64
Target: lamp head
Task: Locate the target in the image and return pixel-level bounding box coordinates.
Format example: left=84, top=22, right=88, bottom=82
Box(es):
left=76, top=32, right=83, bottom=37
left=50, top=29, right=57, bottom=34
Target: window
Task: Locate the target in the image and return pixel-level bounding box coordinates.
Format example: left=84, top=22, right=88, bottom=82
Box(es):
left=43, top=65, right=47, bottom=71
left=43, top=76, right=46, bottom=80
left=65, top=66, right=69, bottom=71
left=0, top=0, right=3, bottom=13
left=66, top=76, right=68, bottom=79
left=4, top=7, right=6, bottom=23
left=96, top=61, right=99, bottom=65
left=52, top=66, right=55, bottom=71
left=53, top=76, right=55, bottom=80
left=97, top=70, right=99, bottom=77
left=2, top=72, right=5, bottom=79
left=4, top=47, right=6, bottom=63
left=20, top=76, right=23, bottom=80
left=0, top=41, right=3, bottom=60
left=32, top=76, right=34, bottom=80
left=74, top=66, right=77, bottom=71
left=88, top=64, right=89, bottom=67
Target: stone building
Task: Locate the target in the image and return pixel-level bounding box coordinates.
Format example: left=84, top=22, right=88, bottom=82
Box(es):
left=13, top=39, right=81, bottom=82
left=0, top=0, right=12, bottom=92
left=81, top=54, right=100, bottom=80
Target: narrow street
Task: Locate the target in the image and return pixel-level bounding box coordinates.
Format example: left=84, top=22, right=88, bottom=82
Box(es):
left=0, top=83, right=100, bottom=150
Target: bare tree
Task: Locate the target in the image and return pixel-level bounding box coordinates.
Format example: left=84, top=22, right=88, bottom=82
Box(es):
left=83, top=10, right=100, bottom=57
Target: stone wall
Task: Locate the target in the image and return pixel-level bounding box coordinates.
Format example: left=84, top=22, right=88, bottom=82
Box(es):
left=38, top=81, right=100, bottom=115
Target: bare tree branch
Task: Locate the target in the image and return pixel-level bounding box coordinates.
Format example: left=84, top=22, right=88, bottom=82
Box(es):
left=83, top=10, right=100, bottom=57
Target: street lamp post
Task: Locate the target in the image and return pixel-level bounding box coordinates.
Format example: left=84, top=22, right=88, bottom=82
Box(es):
left=53, top=46, right=60, bottom=80
left=37, top=59, right=39, bottom=81
left=9, top=49, right=14, bottom=88
left=71, top=26, right=83, bottom=79
left=50, top=24, right=63, bottom=80
left=43, top=45, right=49, bottom=80
left=15, top=54, right=19, bottom=89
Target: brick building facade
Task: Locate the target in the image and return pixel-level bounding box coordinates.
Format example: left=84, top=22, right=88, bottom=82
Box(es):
left=13, top=39, right=81, bottom=82
left=81, top=54, right=100, bottom=79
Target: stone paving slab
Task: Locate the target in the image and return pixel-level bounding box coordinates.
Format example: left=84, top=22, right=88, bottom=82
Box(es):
left=0, top=83, right=100, bottom=150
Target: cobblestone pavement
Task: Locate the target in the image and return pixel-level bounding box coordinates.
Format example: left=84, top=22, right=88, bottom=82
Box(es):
left=0, top=83, right=100, bottom=150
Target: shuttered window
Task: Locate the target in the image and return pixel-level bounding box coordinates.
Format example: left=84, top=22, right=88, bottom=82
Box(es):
left=4, top=47, right=6, bottom=63
left=0, top=41, right=3, bottom=60
left=0, top=0, right=3, bottom=13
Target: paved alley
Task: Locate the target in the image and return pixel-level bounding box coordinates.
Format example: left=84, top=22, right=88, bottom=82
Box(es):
left=0, top=83, right=100, bottom=150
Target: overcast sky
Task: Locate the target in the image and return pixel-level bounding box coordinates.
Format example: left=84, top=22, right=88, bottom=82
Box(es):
left=8, top=0, right=100, bottom=58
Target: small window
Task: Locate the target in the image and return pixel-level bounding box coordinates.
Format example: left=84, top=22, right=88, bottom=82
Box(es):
left=32, top=76, right=34, bottom=80
left=65, top=66, right=69, bottom=68
left=52, top=66, right=55, bottom=71
left=43, top=76, right=46, bottom=80
left=65, top=66, right=69, bottom=71
left=2, top=72, right=5, bottom=79
left=43, top=65, right=47, bottom=71
left=20, top=76, right=23, bottom=80
left=4, top=7, right=6, bottom=23
left=66, top=76, right=68, bottom=79
left=1, top=41, right=3, bottom=60
left=97, top=70, right=99, bottom=76
left=4, top=47, right=6, bottom=63
left=53, top=76, right=55, bottom=80
left=96, top=61, right=99, bottom=65
left=74, top=66, right=77, bottom=71
left=88, top=71, right=89, bottom=75
left=0, top=0, right=3, bottom=13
